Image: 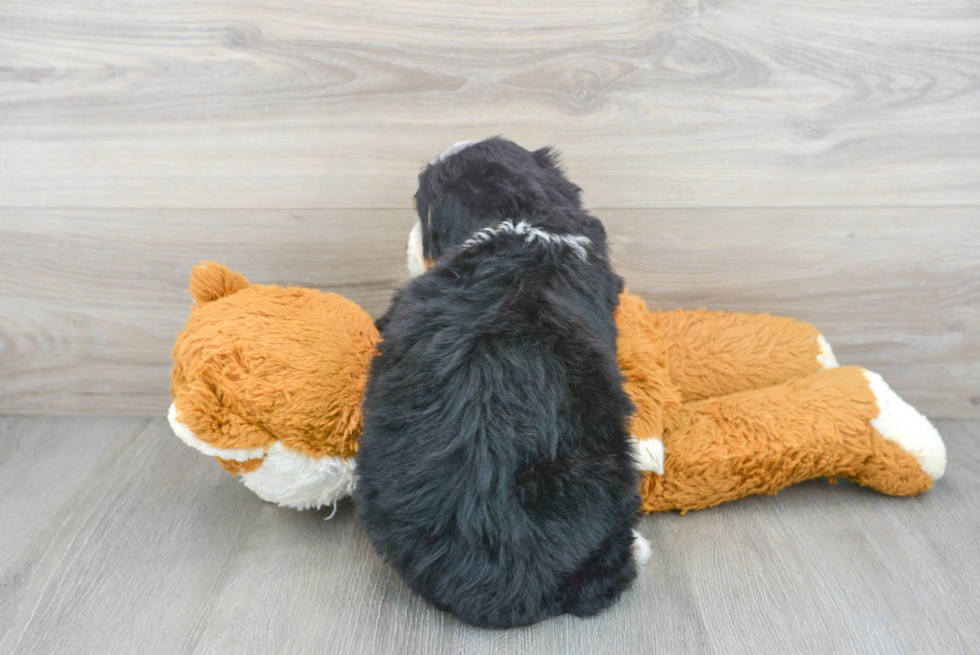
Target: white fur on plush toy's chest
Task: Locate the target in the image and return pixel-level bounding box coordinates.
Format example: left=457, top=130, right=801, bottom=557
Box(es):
left=168, top=403, right=357, bottom=510
left=238, top=442, right=357, bottom=511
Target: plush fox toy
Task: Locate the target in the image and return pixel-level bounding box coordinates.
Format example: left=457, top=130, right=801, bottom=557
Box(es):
left=169, top=262, right=946, bottom=513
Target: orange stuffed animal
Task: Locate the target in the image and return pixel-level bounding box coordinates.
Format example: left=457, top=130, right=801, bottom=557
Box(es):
left=169, top=262, right=945, bottom=512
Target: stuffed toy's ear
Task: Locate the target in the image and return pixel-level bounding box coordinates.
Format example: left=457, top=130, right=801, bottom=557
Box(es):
left=189, top=261, right=250, bottom=305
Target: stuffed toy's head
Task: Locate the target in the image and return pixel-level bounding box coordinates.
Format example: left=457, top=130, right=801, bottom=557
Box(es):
left=168, top=262, right=380, bottom=509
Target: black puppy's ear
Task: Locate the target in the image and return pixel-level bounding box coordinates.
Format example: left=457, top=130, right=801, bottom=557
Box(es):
left=532, top=146, right=582, bottom=210
left=426, top=194, right=484, bottom=260
left=532, top=147, right=561, bottom=170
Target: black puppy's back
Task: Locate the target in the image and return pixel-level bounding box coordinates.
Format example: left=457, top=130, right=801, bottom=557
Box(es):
left=355, top=215, right=640, bottom=628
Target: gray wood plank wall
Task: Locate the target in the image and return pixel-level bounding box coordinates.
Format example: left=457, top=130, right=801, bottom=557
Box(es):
left=2, top=209, right=977, bottom=417
left=1, top=0, right=978, bottom=417
left=2, top=0, right=979, bottom=209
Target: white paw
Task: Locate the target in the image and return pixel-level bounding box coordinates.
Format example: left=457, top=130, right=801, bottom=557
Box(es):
left=630, top=436, right=665, bottom=474
left=632, top=529, right=652, bottom=568
left=816, top=334, right=839, bottom=369
left=862, top=369, right=947, bottom=480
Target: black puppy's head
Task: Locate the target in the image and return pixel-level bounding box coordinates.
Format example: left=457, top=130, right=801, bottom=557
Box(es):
left=406, top=137, right=583, bottom=276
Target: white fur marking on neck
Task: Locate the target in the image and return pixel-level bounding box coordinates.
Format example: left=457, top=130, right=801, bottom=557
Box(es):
left=862, top=369, right=947, bottom=480
left=462, top=220, right=591, bottom=260
left=238, top=442, right=357, bottom=510
left=407, top=222, right=427, bottom=278
left=168, top=403, right=270, bottom=461
left=429, top=138, right=489, bottom=165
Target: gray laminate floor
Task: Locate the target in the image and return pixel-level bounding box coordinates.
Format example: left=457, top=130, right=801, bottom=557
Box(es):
left=1, top=416, right=977, bottom=655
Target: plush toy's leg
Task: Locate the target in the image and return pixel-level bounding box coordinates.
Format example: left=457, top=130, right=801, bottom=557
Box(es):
left=638, top=366, right=946, bottom=513
left=642, top=305, right=837, bottom=402
left=617, top=294, right=836, bottom=468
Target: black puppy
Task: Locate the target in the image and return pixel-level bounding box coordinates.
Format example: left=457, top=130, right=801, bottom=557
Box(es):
left=355, top=138, right=649, bottom=629
left=403, top=138, right=587, bottom=277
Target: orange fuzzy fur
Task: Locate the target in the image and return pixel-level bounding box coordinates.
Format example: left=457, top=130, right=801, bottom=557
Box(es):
left=172, top=262, right=379, bottom=460
left=639, top=366, right=932, bottom=513
left=171, top=264, right=935, bottom=512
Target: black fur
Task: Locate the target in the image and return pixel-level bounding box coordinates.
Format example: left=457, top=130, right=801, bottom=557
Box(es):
left=355, top=138, right=641, bottom=628
left=414, top=137, right=587, bottom=262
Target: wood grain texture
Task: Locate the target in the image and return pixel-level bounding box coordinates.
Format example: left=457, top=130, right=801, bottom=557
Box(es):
left=1, top=416, right=977, bottom=654
left=2, top=207, right=977, bottom=417
left=1, top=0, right=979, bottom=208
left=675, top=419, right=980, bottom=655
left=0, top=209, right=413, bottom=416
left=0, top=416, right=266, bottom=655
left=609, top=208, right=980, bottom=419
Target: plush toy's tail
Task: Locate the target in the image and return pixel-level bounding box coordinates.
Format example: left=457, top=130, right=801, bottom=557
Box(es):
left=189, top=261, right=250, bottom=305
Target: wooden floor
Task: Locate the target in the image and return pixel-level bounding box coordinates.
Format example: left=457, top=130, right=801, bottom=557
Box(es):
left=0, top=416, right=977, bottom=655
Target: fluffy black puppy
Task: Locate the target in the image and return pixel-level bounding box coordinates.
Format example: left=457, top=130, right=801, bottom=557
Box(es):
left=355, top=138, right=648, bottom=629
left=403, top=137, right=587, bottom=276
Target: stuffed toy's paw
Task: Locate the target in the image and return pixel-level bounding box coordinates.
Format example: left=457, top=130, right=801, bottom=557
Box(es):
left=169, top=262, right=380, bottom=509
